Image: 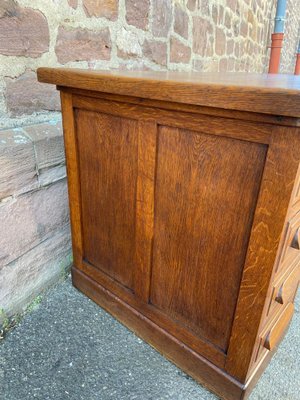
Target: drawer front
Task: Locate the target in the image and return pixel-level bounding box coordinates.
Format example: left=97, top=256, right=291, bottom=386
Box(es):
left=268, top=263, right=300, bottom=317
left=276, top=211, right=300, bottom=275
left=291, top=165, right=300, bottom=209
left=256, top=303, right=294, bottom=362
left=263, top=303, right=294, bottom=351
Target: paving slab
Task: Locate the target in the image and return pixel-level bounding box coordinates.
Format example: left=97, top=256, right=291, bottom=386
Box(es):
left=0, top=277, right=299, bottom=400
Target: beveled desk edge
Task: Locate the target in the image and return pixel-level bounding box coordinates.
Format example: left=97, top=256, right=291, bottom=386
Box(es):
left=37, top=67, right=300, bottom=118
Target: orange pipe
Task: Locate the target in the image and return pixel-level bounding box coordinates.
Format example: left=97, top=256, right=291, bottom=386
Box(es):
left=294, top=53, right=300, bottom=75
left=268, top=32, right=284, bottom=74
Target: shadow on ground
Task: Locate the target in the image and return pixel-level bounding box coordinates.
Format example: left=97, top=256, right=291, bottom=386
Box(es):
left=0, top=276, right=299, bottom=400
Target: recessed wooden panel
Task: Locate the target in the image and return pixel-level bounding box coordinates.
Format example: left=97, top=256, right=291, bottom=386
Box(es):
left=75, top=109, right=138, bottom=290
left=150, top=126, right=267, bottom=351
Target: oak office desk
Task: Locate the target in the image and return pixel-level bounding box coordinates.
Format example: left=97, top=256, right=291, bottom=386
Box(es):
left=38, top=68, right=300, bottom=400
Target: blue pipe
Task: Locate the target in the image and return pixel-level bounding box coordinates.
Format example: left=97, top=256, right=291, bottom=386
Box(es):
left=274, top=0, right=287, bottom=33
left=297, top=39, right=300, bottom=54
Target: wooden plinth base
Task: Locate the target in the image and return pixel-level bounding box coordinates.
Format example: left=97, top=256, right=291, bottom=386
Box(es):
left=71, top=266, right=276, bottom=400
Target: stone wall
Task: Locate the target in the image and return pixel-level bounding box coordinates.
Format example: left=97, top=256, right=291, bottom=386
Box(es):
left=0, top=120, right=71, bottom=319
left=280, top=0, right=300, bottom=73
left=1, top=0, right=300, bottom=128
left=0, top=0, right=300, bottom=321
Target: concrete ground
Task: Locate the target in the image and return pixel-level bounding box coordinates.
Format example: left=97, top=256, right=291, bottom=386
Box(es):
left=0, top=277, right=299, bottom=400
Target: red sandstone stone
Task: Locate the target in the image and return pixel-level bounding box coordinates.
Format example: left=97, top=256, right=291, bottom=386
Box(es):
left=67, top=0, right=78, bottom=9
left=170, top=37, right=191, bottom=64
left=227, top=39, right=234, bottom=55
left=186, top=0, right=196, bottom=11
left=0, top=0, right=49, bottom=57
left=0, top=129, right=37, bottom=199
left=143, top=39, right=167, bottom=66
left=83, top=0, right=118, bottom=20
left=215, top=27, right=226, bottom=55
left=174, top=4, right=189, bottom=40
left=125, top=0, right=150, bottom=30
left=152, top=0, right=172, bottom=37
left=55, top=26, right=111, bottom=64
left=5, top=71, right=60, bottom=116
left=226, top=0, right=237, bottom=12
left=193, top=16, right=213, bottom=56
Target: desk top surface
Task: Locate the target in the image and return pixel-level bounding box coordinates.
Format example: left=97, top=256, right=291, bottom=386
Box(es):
left=37, top=68, right=300, bottom=118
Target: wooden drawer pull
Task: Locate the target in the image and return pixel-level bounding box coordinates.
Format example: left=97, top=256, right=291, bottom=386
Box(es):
left=291, top=227, right=300, bottom=249
left=275, top=284, right=285, bottom=304
left=264, top=303, right=294, bottom=351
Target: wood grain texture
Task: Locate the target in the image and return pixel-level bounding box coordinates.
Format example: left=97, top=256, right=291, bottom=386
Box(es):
left=290, top=165, right=300, bottom=210
left=60, top=92, right=83, bottom=266
left=263, top=262, right=300, bottom=323
left=76, top=109, right=138, bottom=290
left=72, top=266, right=245, bottom=400
left=81, top=258, right=226, bottom=367
left=37, top=68, right=300, bottom=117
left=49, top=68, right=300, bottom=400
left=264, top=303, right=294, bottom=351
left=275, top=264, right=300, bottom=305
left=73, top=95, right=271, bottom=144
left=275, top=211, right=300, bottom=274
left=226, top=126, right=300, bottom=381
left=150, top=126, right=267, bottom=351
left=134, top=121, right=157, bottom=302
left=57, top=87, right=300, bottom=128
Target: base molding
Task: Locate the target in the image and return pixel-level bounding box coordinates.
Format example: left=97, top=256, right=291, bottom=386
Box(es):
left=72, top=266, right=251, bottom=400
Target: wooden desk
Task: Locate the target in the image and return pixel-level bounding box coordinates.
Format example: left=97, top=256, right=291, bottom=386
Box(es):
left=38, top=68, right=300, bottom=400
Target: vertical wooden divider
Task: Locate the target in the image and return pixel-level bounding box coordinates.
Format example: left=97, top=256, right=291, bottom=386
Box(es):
left=134, top=121, right=158, bottom=303
left=60, top=92, right=83, bottom=267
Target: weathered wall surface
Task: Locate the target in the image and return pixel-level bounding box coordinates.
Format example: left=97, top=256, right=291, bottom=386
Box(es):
left=280, top=0, right=300, bottom=73
left=0, top=0, right=299, bottom=321
left=0, top=120, right=71, bottom=320
left=1, top=0, right=300, bottom=128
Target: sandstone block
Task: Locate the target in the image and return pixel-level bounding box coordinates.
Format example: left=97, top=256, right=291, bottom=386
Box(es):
left=0, top=225, right=71, bottom=316
left=170, top=37, right=191, bottom=64
left=215, top=27, right=226, bottom=55
left=152, top=0, right=172, bottom=38
left=83, top=0, right=118, bottom=20
left=226, top=0, right=237, bottom=12
left=193, top=17, right=213, bottom=56
left=219, top=58, right=228, bottom=72
left=23, top=121, right=65, bottom=170
left=225, top=11, right=231, bottom=29
left=234, top=42, right=240, bottom=58
left=125, top=0, right=149, bottom=30
left=38, top=165, right=66, bottom=187
left=212, top=4, right=224, bottom=25
left=186, top=0, right=196, bottom=11
left=55, top=26, right=111, bottom=64
left=0, top=129, right=37, bottom=200
left=227, top=57, right=235, bottom=71
left=174, top=4, right=189, bottom=40
left=0, top=0, right=49, bottom=57
left=212, top=4, right=218, bottom=24
left=143, top=39, right=167, bottom=66
left=218, top=5, right=224, bottom=24
left=68, top=0, right=78, bottom=9
left=227, top=39, right=234, bottom=55
left=240, top=21, right=248, bottom=37
left=5, top=71, right=60, bottom=116
left=0, top=179, right=69, bottom=267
